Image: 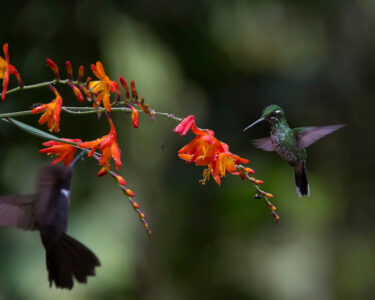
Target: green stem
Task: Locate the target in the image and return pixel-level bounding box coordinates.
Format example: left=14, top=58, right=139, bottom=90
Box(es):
left=1, top=79, right=77, bottom=98
left=0, top=106, right=183, bottom=123
left=236, top=165, right=279, bottom=222
left=0, top=110, right=34, bottom=118
left=1, top=77, right=183, bottom=123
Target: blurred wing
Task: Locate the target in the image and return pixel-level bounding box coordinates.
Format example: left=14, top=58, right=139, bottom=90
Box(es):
left=34, top=165, right=72, bottom=225
left=296, top=124, right=345, bottom=149
left=0, top=195, right=35, bottom=230
left=253, top=137, right=275, bottom=151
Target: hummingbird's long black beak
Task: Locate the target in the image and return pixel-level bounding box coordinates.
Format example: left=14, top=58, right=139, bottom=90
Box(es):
left=70, top=150, right=86, bottom=168
left=243, top=117, right=265, bottom=132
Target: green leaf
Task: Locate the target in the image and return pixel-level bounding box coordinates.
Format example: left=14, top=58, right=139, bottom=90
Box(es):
left=2, top=117, right=76, bottom=145
left=2, top=117, right=100, bottom=157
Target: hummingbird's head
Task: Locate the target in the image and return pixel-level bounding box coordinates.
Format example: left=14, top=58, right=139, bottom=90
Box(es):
left=243, top=104, right=285, bottom=131
left=261, top=105, right=285, bottom=122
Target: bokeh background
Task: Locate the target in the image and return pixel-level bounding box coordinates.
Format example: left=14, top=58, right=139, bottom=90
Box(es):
left=0, top=0, right=374, bottom=299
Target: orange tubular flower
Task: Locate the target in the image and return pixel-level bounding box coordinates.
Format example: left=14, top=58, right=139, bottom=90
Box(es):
left=40, top=138, right=82, bottom=166
left=0, top=43, right=23, bottom=101
left=211, top=142, right=250, bottom=185
left=175, top=116, right=249, bottom=185
left=68, top=82, right=84, bottom=102
left=89, top=62, right=118, bottom=111
left=32, top=85, right=63, bottom=132
left=131, top=106, right=139, bottom=128
left=79, top=117, right=122, bottom=170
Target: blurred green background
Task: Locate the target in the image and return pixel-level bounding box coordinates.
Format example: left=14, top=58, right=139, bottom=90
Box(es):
left=0, top=0, right=373, bottom=299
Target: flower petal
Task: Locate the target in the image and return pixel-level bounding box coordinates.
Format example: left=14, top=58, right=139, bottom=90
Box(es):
left=173, top=115, right=195, bottom=136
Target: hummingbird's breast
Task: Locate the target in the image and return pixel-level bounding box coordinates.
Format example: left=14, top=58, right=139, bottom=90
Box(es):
left=270, top=125, right=299, bottom=166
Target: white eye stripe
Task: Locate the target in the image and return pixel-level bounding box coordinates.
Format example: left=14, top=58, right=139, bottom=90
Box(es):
left=60, top=189, right=70, bottom=198
left=274, top=110, right=281, bottom=114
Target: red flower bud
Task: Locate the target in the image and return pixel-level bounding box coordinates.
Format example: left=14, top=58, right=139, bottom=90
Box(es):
left=249, top=177, right=264, bottom=185
left=132, top=201, right=140, bottom=209
left=68, top=82, right=84, bottom=102
left=110, top=81, right=121, bottom=101
left=124, top=188, right=135, bottom=197
left=173, top=115, right=195, bottom=136
left=243, top=167, right=255, bottom=174
left=46, top=58, right=60, bottom=80
left=85, top=76, right=92, bottom=87
left=97, top=167, right=108, bottom=177
left=273, top=211, right=280, bottom=223
left=65, top=61, right=73, bottom=80
left=78, top=65, right=84, bottom=83
left=115, top=175, right=127, bottom=186
left=119, top=76, right=130, bottom=99
left=79, top=85, right=90, bottom=96
left=130, top=80, right=138, bottom=100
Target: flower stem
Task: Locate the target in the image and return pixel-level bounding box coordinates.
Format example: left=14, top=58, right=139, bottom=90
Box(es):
left=0, top=106, right=183, bottom=123
left=1, top=79, right=77, bottom=98
left=0, top=110, right=34, bottom=118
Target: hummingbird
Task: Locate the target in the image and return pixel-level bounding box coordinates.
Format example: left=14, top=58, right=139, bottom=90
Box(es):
left=0, top=154, right=100, bottom=289
left=243, top=104, right=344, bottom=197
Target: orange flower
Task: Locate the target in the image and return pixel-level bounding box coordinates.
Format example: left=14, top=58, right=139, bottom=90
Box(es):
left=40, top=138, right=82, bottom=166
left=175, top=116, right=249, bottom=185
left=211, top=142, right=249, bottom=185
left=89, top=62, right=119, bottom=111
left=32, top=85, right=63, bottom=132
left=131, top=106, right=139, bottom=128
left=178, top=129, right=219, bottom=166
left=0, top=43, right=23, bottom=101
left=79, top=117, right=122, bottom=169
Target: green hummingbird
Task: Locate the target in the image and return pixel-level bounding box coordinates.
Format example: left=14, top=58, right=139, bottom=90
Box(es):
left=243, top=104, right=344, bottom=197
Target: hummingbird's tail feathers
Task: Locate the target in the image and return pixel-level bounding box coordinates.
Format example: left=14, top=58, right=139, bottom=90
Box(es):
left=295, top=124, right=345, bottom=149
left=294, top=162, right=310, bottom=197
left=42, top=232, right=101, bottom=290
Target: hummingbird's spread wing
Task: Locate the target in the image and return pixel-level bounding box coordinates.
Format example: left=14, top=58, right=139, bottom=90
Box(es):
left=0, top=195, right=35, bottom=230
left=253, top=137, right=275, bottom=151
left=295, top=124, right=345, bottom=149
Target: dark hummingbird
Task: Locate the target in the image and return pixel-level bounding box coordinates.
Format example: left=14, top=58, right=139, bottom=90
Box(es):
left=243, top=104, right=344, bottom=197
left=0, top=154, right=100, bottom=289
